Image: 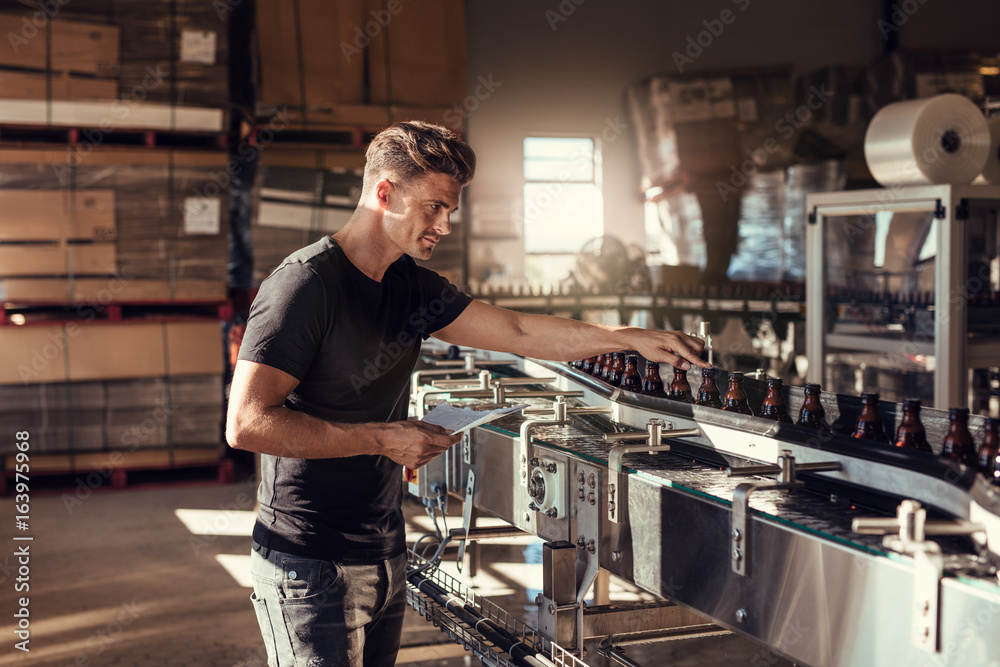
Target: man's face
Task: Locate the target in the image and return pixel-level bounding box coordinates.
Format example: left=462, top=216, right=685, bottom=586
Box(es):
left=381, top=172, right=462, bottom=261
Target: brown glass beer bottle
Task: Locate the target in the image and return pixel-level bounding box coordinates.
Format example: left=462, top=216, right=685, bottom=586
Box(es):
left=581, top=356, right=597, bottom=375
left=796, top=383, right=827, bottom=429
left=978, top=418, right=1000, bottom=485
left=607, top=352, right=625, bottom=387
left=942, top=407, right=977, bottom=466
left=666, top=366, right=695, bottom=403
left=851, top=392, right=889, bottom=443
left=695, top=368, right=723, bottom=408
left=596, top=354, right=611, bottom=382
left=893, top=399, right=932, bottom=452
left=759, top=378, right=792, bottom=422
left=620, top=355, right=643, bottom=392
left=721, top=372, right=754, bottom=415
left=642, top=361, right=666, bottom=398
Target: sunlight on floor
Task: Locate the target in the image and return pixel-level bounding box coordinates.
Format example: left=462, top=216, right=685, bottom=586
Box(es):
left=216, top=554, right=254, bottom=588
left=174, top=508, right=256, bottom=536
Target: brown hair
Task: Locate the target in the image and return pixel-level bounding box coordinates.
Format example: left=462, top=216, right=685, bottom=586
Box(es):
left=363, top=121, right=476, bottom=194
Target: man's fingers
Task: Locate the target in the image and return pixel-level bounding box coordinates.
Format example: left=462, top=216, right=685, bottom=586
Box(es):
left=671, top=342, right=710, bottom=369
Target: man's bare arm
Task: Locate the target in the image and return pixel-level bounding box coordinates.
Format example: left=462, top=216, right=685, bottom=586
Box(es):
left=434, top=300, right=708, bottom=370
left=226, top=360, right=460, bottom=467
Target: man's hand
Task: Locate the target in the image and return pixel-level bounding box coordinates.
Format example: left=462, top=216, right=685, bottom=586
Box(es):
left=619, top=328, right=708, bottom=371
left=375, top=421, right=463, bottom=469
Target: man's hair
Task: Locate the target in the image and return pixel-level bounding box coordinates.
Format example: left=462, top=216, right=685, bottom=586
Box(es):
left=363, top=121, right=476, bottom=194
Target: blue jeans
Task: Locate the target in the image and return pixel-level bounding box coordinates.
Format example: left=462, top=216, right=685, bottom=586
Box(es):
left=249, top=542, right=407, bottom=667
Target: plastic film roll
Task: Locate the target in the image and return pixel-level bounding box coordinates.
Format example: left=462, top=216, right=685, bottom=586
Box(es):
left=980, top=115, right=1000, bottom=184
left=864, top=94, right=989, bottom=186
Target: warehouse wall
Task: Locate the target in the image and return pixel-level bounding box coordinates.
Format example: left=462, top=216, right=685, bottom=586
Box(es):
left=463, top=0, right=1000, bottom=280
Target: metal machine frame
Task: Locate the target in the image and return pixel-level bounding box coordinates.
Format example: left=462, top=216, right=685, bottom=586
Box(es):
left=805, top=184, right=1000, bottom=409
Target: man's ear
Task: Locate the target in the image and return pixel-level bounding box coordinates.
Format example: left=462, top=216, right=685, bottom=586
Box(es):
left=374, top=179, right=393, bottom=211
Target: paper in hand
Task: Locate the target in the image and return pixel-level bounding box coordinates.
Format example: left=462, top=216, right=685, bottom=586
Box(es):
left=420, top=402, right=529, bottom=435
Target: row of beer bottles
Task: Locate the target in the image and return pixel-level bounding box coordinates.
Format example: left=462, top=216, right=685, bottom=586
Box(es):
left=572, top=353, right=1000, bottom=484
left=847, top=393, right=1000, bottom=482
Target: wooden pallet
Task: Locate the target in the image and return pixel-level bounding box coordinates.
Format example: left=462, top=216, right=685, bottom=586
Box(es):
left=1, top=447, right=233, bottom=495
left=0, top=99, right=224, bottom=132
left=0, top=277, right=228, bottom=306
left=0, top=123, right=225, bottom=150
left=0, top=298, right=232, bottom=326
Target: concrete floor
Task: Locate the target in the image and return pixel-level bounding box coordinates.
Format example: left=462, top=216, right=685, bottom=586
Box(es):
left=0, top=475, right=793, bottom=666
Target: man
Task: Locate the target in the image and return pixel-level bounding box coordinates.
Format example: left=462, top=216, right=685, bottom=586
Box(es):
left=227, top=121, right=707, bottom=667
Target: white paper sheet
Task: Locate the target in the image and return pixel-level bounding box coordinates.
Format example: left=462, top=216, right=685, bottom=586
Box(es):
left=420, top=402, right=529, bottom=435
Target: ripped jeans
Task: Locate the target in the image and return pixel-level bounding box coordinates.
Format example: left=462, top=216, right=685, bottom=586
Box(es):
left=249, top=542, right=407, bottom=667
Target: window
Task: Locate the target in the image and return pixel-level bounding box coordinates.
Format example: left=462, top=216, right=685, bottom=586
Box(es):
left=522, top=136, right=603, bottom=285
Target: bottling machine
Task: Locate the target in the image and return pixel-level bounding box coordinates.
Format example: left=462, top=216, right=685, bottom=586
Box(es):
left=403, top=344, right=1000, bottom=667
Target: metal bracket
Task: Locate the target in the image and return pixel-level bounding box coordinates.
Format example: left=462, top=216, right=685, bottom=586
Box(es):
left=520, top=418, right=570, bottom=489
left=852, top=499, right=987, bottom=654
left=934, top=199, right=946, bottom=219
left=728, top=450, right=841, bottom=576
left=519, top=395, right=609, bottom=489
left=604, top=420, right=701, bottom=524
left=462, top=431, right=472, bottom=465
left=457, top=469, right=476, bottom=573
left=955, top=198, right=969, bottom=221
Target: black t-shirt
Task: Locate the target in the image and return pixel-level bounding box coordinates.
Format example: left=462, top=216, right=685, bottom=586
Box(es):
left=238, top=236, right=472, bottom=563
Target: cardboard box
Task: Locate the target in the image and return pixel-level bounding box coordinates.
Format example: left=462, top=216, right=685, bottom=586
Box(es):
left=256, top=0, right=366, bottom=109
left=0, top=320, right=223, bottom=385
left=0, top=243, right=116, bottom=277
left=50, top=19, right=120, bottom=77
left=261, top=146, right=367, bottom=171
left=367, top=0, right=467, bottom=107
left=0, top=12, right=48, bottom=70
left=0, top=14, right=119, bottom=77
left=0, top=190, right=116, bottom=242
left=0, top=70, right=119, bottom=101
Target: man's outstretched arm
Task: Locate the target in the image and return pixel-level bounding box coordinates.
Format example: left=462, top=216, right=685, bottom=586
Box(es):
left=433, top=300, right=708, bottom=369
left=226, top=360, right=460, bottom=466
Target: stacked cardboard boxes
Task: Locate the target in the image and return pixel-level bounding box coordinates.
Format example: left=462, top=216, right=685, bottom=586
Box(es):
left=0, top=0, right=230, bottom=469
left=0, top=321, right=223, bottom=456
left=254, top=0, right=466, bottom=130
left=0, top=148, right=228, bottom=302
left=247, top=0, right=470, bottom=285
left=0, top=1, right=227, bottom=131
